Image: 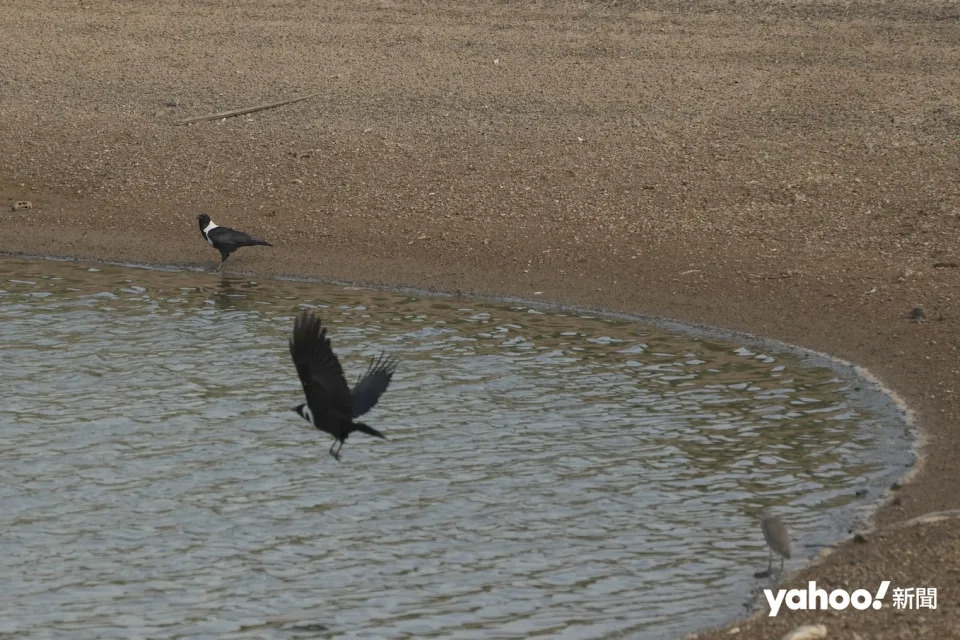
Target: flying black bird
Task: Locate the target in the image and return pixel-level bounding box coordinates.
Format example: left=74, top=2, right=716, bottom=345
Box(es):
left=197, top=213, right=272, bottom=271
left=289, top=312, right=398, bottom=460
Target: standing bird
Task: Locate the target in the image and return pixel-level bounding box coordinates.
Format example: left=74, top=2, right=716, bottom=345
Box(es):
left=760, top=514, right=792, bottom=576
left=197, top=213, right=272, bottom=271
left=289, top=312, right=398, bottom=461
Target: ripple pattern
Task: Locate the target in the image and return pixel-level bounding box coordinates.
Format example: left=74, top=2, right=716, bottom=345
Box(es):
left=0, top=259, right=911, bottom=639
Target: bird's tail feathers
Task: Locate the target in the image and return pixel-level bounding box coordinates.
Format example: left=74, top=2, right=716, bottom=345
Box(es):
left=353, top=422, right=386, bottom=439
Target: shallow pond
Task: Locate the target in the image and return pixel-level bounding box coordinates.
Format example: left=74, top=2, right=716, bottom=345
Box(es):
left=0, top=257, right=911, bottom=639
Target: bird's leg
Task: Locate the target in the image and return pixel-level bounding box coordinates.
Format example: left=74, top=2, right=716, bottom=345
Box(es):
left=767, top=548, right=773, bottom=574
left=779, top=556, right=785, bottom=575
left=216, top=251, right=231, bottom=272
left=328, top=440, right=342, bottom=461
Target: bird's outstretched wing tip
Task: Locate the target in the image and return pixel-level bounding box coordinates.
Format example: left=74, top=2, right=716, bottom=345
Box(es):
left=383, top=353, right=400, bottom=372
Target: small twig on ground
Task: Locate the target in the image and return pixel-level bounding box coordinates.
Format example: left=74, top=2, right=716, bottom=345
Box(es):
left=746, top=272, right=798, bottom=280
left=175, top=94, right=319, bottom=126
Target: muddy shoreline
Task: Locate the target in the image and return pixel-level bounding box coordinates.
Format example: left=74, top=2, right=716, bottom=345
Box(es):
left=3, top=0, right=959, bottom=636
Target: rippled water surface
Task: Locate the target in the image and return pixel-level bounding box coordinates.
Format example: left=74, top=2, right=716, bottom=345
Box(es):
left=0, top=257, right=911, bottom=639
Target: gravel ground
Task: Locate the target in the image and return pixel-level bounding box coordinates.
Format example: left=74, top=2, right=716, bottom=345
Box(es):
left=2, top=0, right=959, bottom=637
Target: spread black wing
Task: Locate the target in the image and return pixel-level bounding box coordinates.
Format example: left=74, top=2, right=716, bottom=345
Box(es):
left=209, top=226, right=271, bottom=249
left=351, top=353, right=398, bottom=417
left=289, top=313, right=353, bottom=421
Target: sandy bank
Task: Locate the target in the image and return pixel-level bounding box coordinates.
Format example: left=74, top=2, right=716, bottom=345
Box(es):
left=2, top=0, right=959, bottom=636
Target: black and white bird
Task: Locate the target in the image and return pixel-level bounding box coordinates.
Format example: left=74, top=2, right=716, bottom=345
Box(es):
left=197, top=213, right=272, bottom=271
left=289, top=312, right=398, bottom=461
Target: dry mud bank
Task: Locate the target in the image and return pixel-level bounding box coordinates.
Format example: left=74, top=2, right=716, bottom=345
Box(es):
left=2, top=0, right=959, bottom=636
